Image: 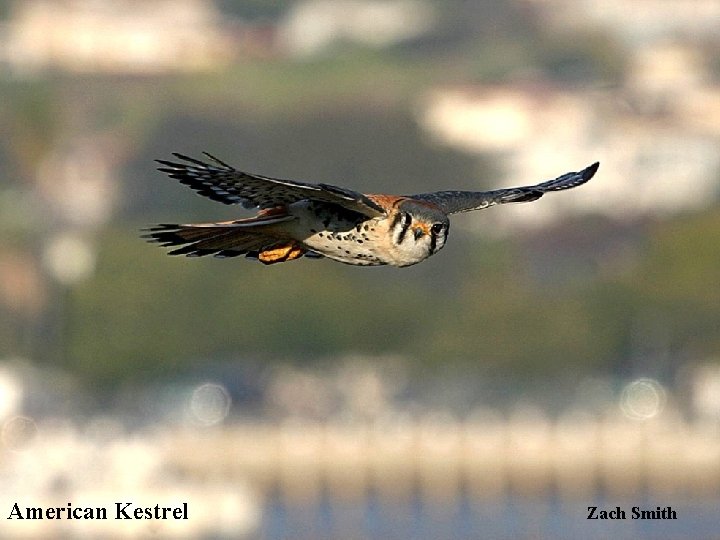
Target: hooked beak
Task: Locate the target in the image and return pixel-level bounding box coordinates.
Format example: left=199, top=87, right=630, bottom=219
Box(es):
left=413, top=227, right=425, bottom=240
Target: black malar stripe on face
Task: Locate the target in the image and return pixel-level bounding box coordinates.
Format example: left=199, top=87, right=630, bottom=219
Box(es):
left=396, top=213, right=412, bottom=245
left=389, top=210, right=403, bottom=233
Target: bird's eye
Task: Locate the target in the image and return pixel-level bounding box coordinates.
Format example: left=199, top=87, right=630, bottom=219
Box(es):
left=431, top=223, right=444, bottom=235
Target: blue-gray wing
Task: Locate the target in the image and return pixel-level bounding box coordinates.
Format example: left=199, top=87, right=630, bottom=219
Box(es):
left=412, top=162, right=599, bottom=215
left=156, top=153, right=386, bottom=218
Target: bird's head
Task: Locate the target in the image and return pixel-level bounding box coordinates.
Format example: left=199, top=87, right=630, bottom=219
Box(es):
left=390, top=200, right=449, bottom=265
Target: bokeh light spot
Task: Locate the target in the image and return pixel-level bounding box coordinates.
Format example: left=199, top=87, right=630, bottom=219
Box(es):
left=1, top=415, right=38, bottom=451
left=620, top=378, right=666, bottom=420
left=42, top=233, right=96, bottom=285
left=189, top=383, right=231, bottom=426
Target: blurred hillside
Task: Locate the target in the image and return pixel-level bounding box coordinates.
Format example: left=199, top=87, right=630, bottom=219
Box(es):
left=0, top=0, right=718, bottom=408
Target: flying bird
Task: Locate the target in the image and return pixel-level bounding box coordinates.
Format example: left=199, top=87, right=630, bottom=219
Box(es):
left=144, top=153, right=599, bottom=267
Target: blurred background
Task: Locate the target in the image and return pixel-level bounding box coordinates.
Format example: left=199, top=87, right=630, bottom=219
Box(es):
left=0, top=0, right=719, bottom=538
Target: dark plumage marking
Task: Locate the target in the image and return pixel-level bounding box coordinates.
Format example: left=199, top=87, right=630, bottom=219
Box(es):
left=396, top=227, right=407, bottom=244
left=389, top=211, right=402, bottom=231
left=215, top=250, right=244, bottom=258
left=171, top=246, right=216, bottom=257
left=395, top=212, right=412, bottom=245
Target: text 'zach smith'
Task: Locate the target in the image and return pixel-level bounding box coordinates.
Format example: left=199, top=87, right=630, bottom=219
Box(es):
left=587, top=506, right=677, bottom=520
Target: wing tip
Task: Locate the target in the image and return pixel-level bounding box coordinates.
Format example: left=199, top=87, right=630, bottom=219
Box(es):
left=202, top=151, right=234, bottom=169
left=583, top=161, right=600, bottom=181
left=156, top=152, right=235, bottom=175
left=171, top=152, right=202, bottom=164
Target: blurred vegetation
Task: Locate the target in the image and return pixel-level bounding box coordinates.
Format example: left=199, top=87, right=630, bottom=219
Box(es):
left=216, top=0, right=295, bottom=20
left=55, top=207, right=719, bottom=392
left=0, top=0, right=716, bottom=395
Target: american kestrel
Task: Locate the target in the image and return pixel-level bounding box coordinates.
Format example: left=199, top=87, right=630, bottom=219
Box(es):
left=144, top=153, right=599, bottom=267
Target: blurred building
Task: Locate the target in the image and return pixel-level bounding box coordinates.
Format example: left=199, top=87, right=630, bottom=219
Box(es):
left=530, top=0, right=720, bottom=45
left=280, top=0, right=436, bottom=56
left=419, top=0, right=720, bottom=230
left=1, top=0, right=236, bottom=75
left=418, top=41, right=720, bottom=230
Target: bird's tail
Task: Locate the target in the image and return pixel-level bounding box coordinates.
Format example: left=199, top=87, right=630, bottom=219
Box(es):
left=142, top=213, right=307, bottom=264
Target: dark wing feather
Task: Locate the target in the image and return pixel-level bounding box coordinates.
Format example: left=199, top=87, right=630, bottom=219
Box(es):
left=156, top=152, right=386, bottom=218
left=411, top=162, right=599, bottom=215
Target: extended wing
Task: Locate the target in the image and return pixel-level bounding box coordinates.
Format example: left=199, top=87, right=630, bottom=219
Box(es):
left=411, top=162, right=599, bottom=215
left=156, top=153, right=386, bottom=218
